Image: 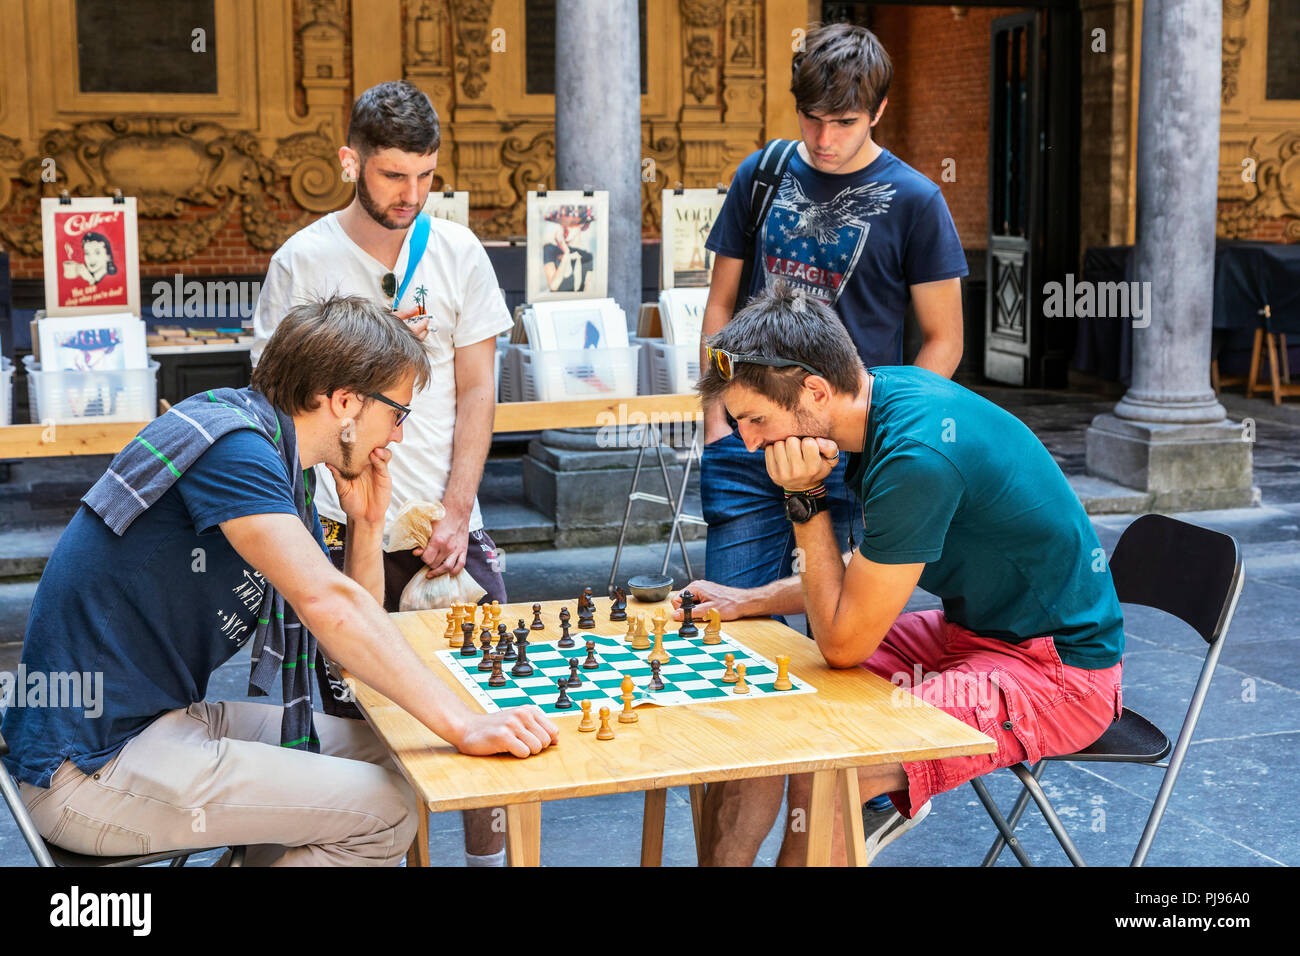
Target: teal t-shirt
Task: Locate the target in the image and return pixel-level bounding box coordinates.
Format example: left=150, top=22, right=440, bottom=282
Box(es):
left=845, top=367, right=1124, bottom=669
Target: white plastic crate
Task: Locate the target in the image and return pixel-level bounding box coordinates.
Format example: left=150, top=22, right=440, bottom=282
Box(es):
left=516, top=345, right=641, bottom=402
left=0, top=356, right=12, bottom=426
left=648, top=341, right=700, bottom=394
left=628, top=336, right=658, bottom=394
left=22, top=356, right=159, bottom=424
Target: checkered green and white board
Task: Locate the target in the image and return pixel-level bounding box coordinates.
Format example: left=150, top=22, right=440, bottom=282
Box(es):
left=436, top=629, right=817, bottom=715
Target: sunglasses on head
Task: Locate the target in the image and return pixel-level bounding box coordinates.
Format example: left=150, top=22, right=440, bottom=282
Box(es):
left=367, top=392, right=412, bottom=427
left=705, top=346, right=824, bottom=381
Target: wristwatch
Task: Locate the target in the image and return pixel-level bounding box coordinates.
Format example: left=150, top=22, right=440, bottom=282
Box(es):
left=784, top=486, right=828, bottom=524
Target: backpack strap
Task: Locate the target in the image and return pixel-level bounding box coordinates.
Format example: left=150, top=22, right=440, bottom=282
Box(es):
left=735, top=139, right=798, bottom=314
left=393, top=211, right=432, bottom=310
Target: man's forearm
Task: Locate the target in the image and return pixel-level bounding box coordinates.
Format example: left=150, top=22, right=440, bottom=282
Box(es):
left=342, top=518, right=385, bottom=605
left=306, top=577, right=472, bottom=746
left=792, top=511, right=853, bottom=662
left=912, top=340, right=962, bottom=378
left=444, top=380, right=495, bottom=515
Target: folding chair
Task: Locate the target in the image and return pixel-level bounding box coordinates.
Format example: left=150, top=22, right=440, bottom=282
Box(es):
left=0, top=729, right=245, bottom=867
left=969, top=513, right=1244, bottom=866
left=608, top=423, right=706, bottom=590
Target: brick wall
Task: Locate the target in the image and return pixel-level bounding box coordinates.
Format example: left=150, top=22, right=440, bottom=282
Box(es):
left=869, top=6, right=1020, bottom=252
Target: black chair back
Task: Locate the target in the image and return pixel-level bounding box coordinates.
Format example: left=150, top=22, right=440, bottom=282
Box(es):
left=1108, top=514, right=1242, bottom=646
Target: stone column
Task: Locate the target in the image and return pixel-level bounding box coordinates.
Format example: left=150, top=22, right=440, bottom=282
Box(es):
left=555, top=0, right=642, bottom=324
left=1085, top=0, right=1255, bottom=510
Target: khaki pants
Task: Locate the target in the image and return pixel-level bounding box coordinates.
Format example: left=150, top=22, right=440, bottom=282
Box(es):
left=18, top=700, right=419, bottom=866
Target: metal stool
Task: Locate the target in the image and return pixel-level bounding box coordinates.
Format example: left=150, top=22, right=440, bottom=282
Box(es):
left=608, top=423, right=705, bottom=590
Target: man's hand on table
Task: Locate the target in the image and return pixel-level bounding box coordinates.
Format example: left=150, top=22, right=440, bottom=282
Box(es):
left=454, top=706, right=559, bottom=759
left=671, top=580, right=754, bottom=622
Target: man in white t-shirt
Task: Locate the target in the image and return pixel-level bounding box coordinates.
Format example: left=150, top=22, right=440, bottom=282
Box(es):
left=252, top=80, right=512, bottom=867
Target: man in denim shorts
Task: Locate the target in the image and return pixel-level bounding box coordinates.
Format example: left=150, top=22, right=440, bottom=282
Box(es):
left=676, top=284, right=1124, bottom=866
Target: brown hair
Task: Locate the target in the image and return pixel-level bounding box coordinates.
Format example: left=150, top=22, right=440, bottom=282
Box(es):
left=348, top=80, right=441, bottom=158
left=698, top=282, right=863, bottom=412
left=791, top=22, right=892, bottom=119
left=252, top=294, right=431, bottom=415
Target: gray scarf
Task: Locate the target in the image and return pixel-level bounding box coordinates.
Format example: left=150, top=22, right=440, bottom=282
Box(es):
left=83, top=387, right=320, bottom=752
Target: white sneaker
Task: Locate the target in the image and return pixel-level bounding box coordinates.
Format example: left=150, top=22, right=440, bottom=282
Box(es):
left=862, top=799, right=931, bottom=864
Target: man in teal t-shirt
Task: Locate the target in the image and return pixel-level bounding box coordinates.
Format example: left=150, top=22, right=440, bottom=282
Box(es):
left=679, top=283, right=1124, bottom=867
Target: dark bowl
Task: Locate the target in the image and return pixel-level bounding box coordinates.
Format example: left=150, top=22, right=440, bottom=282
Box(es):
left=627, top=574, right=673, bottom=602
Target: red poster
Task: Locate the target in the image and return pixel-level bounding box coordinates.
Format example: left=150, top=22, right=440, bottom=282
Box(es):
left=52, top=209, right=130, bottom=310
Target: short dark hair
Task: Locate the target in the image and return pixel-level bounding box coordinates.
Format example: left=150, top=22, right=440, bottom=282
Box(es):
left=791, top=22, right=892, bottom=119
left=347, top=80, right=441, bottom=158
left=698, top=282, right=863, bottom=411
left=252, top=294, right=431, bottom=416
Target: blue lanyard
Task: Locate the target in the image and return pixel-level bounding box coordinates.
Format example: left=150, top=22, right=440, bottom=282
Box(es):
left=393, top=212, right=431, bottom=309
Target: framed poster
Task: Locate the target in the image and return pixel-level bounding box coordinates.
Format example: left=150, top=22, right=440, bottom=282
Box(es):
left=525, top=190, right=609, bottom=302
left=661, top=187, right=726, bottom=290
left=422, top=190, right=470, bottom=227
left=41, top=197, right=141, bottom=317
left=529, top=298, right=628, bottom=351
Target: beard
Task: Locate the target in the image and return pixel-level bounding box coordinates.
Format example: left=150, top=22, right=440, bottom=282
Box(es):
left=356, top=163, right=418, bottom=230
left=335, top=433, right=361, bottom=481
left=793, top=406, right=829, bottom=439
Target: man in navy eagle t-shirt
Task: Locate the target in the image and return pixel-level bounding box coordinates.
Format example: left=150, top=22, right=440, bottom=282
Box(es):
left=695, top=21, right=967, bottom=856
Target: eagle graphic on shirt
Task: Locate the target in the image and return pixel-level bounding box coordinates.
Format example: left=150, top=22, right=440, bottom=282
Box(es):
left=761, top=177, right=897, bottom=303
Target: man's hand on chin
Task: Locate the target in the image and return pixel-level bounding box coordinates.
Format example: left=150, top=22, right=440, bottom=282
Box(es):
left=764, top=435, right=840, bottom=492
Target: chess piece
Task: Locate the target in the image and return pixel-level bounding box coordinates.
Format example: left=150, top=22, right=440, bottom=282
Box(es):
left=630, top=615, right=651, bottom=651
left=566, top=657, right=582, bottom=688
left=773, top=654, right=793, bottom=691
left=596, top=706, right=615, bottom=739
left=609, top=586, right=628, bottom=622
left=582, top=640, right=599, bottom=670
left=513, top=619, right=529, bottom=649
left=624, top=615, right=637, bottom=644
left=489, top=600, right=501, bottom=628
left=531, top=603, right=545, bottom=630
left=648, top=659, right=665, bottom=692
left=511, top=631, right=533, bottom=678
left=444, top=612, right=457, bottom=645
left=488, top=653, right=507, bottom=687
left=733, top=663, right=750, bottom=694
left=477, top=633, right=495, bottom=671
left=558, top=613, right=575, bottom=649
left=721, top=652, right=738, bottom=683
left=481, top=624, right=495, bottom=654
left=451, top=604, right=466, bottom=639
left=554, top=677, right=574, bottom=709
left=578, top=587, right=596, bottom=628
left=503, top=633, right=518, bottom=662
left=618, top=675, right=638, bottom=723
left=459, top=621, right=478, bottom=656
left=647, top=617, right=670, bottom=665
left=702, top=608, right=722, bottom=645
left=494, top=622, right=510, bottom=655
left=678, top=589, right=699, bottom=639
left=578, top=699, right=596, bottom=731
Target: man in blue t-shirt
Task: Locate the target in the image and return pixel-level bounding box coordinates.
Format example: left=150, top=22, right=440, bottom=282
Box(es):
left=699, top=19, right=967, bottom=836
left=1, top=295, right=558, bottom=866
left=679, top=285, right=1123, bottom=866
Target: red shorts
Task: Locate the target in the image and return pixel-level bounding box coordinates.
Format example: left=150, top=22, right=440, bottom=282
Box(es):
left=862, top=610, right=1123, bottom=818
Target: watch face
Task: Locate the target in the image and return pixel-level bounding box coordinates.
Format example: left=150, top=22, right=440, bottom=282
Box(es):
left=785, top=494, right=814, bottom=523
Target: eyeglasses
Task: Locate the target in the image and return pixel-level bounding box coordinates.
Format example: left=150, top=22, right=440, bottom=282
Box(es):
left=367, top=392, right=412, bottom=427
left=705, top=346, right=824, bottom=381
left=380, top=272, right=397, bottom=299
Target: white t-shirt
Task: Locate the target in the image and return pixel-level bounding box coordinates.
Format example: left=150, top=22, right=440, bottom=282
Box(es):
left=251, top=212, right=512, bottom=531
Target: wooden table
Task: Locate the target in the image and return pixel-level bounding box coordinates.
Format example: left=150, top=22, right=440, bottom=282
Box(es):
left=0, top=393, right=702, bottom=459
left=347, top=596, right=995, bottom=867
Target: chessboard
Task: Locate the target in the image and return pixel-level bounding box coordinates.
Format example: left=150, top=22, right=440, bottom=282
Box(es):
left=436, top=629, right=817, bottom=716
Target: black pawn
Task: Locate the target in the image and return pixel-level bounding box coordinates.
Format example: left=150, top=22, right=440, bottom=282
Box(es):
left=581, top=640, right=599, bottom=670
left=481, top=624, right=495, bottom=651
left=609, top=586, right=628, bottom=621
left=566, top=657, right=582, bottom=688
left=494, top=623, right=510, bottom=655
left=502, top=633, right=517, bottom=662
left=554, top=678, right=574, bottom=710
left=531, top=603, right=545, bottom=630
left=511, top=631, right=533, bottom=678
left=477, top=633, right=494, bottom=672
left=559, top=607, right=572, bottom=627
left=459, top=621, right=478, bottom=656
left=678, top=589, right=699, bottom=639
left=649, top=659, right=665, bottom=692
left=487, top=654, right=507, bottom=687
left=558, top=613, right=575, bottom=649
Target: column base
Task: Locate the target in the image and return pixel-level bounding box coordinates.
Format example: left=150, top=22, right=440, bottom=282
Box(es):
left=1085, top=414, right=1258, bottom=512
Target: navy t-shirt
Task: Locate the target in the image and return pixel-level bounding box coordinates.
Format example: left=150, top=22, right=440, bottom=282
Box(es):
left=1, top=429, right=327, bottom=788
left=706, top=145, right=968, bottom=365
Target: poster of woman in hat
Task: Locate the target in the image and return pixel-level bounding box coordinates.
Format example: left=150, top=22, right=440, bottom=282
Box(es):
left=525, top=190, right=609, bottom=302
left=41, top=196, right=141, bottom=316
